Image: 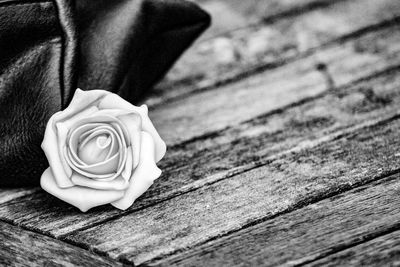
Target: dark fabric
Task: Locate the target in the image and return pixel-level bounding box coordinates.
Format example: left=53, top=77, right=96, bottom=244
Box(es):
left=0, top=0, right=210, bottom=187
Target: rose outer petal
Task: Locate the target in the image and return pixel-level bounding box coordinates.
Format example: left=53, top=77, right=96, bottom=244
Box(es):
left=118, top=113, right=141, bottom=169
left=40, top=167, right=125, bottom=212
left=98, top=94, right=166, bottom=162
left=111, top=131, right=161, bottom=210
left=42, top=89, right=109, bottom=188
left=121, top=147, right=133, bottom=181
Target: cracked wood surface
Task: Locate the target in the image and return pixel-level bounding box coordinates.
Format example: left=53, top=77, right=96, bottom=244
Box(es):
left=153, top=23, right=400, bottom=146
left=1, top=0, right=400, bottom=266
left=150, top=173, right=400, bottom=266
left=306, top=230, right=400, bottom=267
left=0, top=222, right=120, bottom=267
left=194, top=0, right=341, bottom=40
left=148, top=0, right=400, bottom=106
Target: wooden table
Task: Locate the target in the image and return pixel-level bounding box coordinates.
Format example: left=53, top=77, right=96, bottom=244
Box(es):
left=2, top=0, right=400, bottom=266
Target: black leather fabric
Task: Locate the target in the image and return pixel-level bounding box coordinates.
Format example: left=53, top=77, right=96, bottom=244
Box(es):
left=0, top=0, right=210, bottom=187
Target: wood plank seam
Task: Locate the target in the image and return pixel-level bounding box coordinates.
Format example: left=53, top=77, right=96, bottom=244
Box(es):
left=171, top=63, right=400, bottom=150
left=239, top=64, right=400, bottom=131
left=145, top=175, right=400, bottom=266
left=137, top=118, right=400, bottom=265
left=190, top=0, right=347, bottom=42
left=151, top=0, right=352, bottom=106
left=0, top=219, right=125, bottom=266
left=149, top=172, right=400, bottom=266
left=0, top=215, right=128, bottom=266
left=260, top=0, right=348, bottom=25
left=150, top=20, right=400, bottom=145
left=296, top=225, right=400, bottom=266
left=149, top=14, right=400, bottom=109
left=150, top=2, right=400, bottom=107
left=304, top=226, right=400, bottom=266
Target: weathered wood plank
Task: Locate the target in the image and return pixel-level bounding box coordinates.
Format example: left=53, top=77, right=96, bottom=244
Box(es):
left=63, top=113, right=400, bottom=265
left=153, top=24, right=400, bottom=145
left=150, top=0, right=400, bottom=106
left=150, top=174, right=400, bottom=267
left=0, top=188, right=38, bottom=204
left=153, top=67, right=400, bottom=207
left=1, top=62, right=400, bottom=238
left=195, top=0, right=339, bottom=39
left=306, top=230, right=400, bottom=267
left=0, top=221, right=120, bottom=267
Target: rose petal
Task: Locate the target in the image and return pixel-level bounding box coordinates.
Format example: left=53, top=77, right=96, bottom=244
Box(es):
left=78, top=134, right=112, bottom=165
left=84, top=109, right=133, bottom=145
left=71, top=172, right=129, bottom=191
left=41, top=89, right=108, bottom=188
left=118, top=113, right=141, bottom=169
left=121, top=147, right=133, bottom=181
left=69, top=123, right=106, bottom=166
left=65, top=146, right=117, bottom=181
left=67, top=124, right=126, bottom=179
left=99, top=94, right=166, bottom=162
left=74, top=151, right=120, bottom=176
left=111, top=131, right=161, bottom=210
left=67, top=112, right=130, bottom=153
left=40, top=167, right=125, bottom=212
left=54, top=106, right=99, bottom=178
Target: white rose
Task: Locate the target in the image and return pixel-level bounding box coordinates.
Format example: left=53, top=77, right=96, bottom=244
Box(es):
left=40, top=89, right=166, bottom=212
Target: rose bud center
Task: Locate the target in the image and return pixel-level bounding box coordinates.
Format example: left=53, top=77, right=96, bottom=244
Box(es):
left=78, top=134, right=113, bottom=165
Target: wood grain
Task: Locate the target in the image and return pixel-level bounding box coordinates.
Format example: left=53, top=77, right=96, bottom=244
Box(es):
left=150, top=174, right=400, bottom=267
left=64, top=113, right=400, bottom=265
left=151, top=24, right=400, bottom=146
left=196, top=0, right=339, bottom=39
left=150, top=0, right=400, bottom=106
left=1, top=63, right=400, bottom=239
left=306, top=230, right=400, bottom=267
left=0, top=221, right=120, bottom=267
left=0, top=188, right=38, bottom=204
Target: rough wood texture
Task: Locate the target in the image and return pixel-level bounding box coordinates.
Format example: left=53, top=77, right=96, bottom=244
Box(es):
left=0, top=188, right=38, bottom=204
left=196, top=0, right=339, bottom=39
left=151, top=174, right=400, bottom=267
left=306, top=230, right=400, bottom=267
left=0, top=221, right=120, bottom=267
left=1, top=63, right=399, bottom=239
left=149, top=0, right=400, bottom=106
left=64, top=114, right=400, bottom=265
left=152, top=24, right=400, bottom=145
